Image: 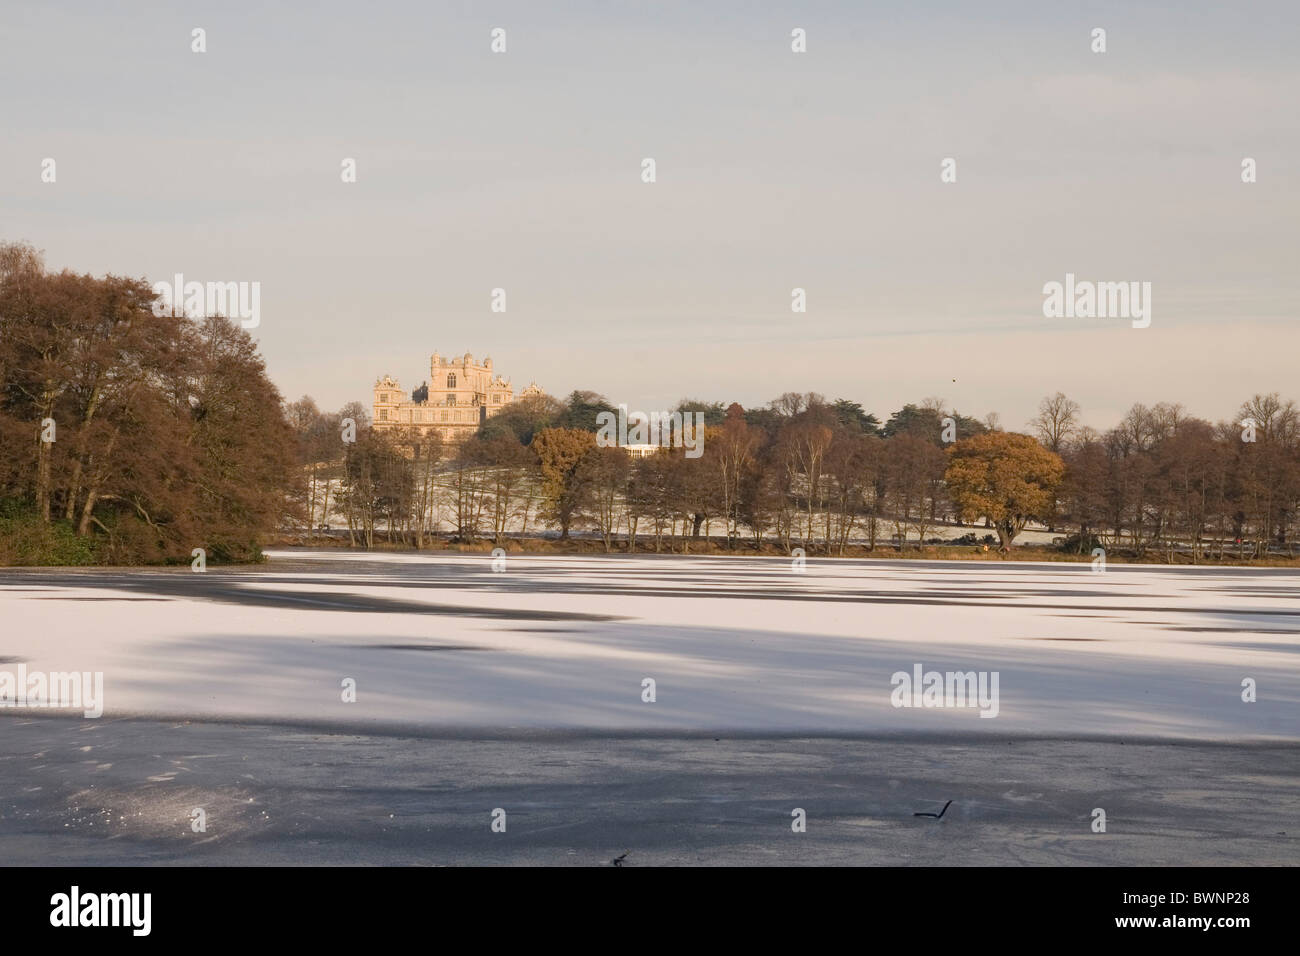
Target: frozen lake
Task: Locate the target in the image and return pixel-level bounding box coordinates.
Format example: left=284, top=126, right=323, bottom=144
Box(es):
left=3, top=552, right=1298, bottom=865
left=2, top=551, right=1297, bottom=740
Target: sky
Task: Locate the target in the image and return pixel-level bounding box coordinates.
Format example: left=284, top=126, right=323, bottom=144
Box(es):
left=3, top=0, right=1297, bottom=432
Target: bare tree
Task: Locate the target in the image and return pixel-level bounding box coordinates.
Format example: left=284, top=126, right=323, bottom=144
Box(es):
left=1030, top=393, right=1081, bottom=453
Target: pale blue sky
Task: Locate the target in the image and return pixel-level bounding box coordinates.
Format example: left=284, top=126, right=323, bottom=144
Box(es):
left=3, top=1, right=1297, bottom=429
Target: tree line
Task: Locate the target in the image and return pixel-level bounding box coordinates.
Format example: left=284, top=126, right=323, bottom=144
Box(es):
left=0, top=242, right=294, bottom=564
left=4, top=240, right=1297, bottom=565
left=295, top=387, right=1299, bottom=562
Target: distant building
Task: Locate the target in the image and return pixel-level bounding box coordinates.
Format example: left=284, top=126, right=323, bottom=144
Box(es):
left=621, top=444, right=660, bottom=458
left=373, top=351, right=537, bottom=444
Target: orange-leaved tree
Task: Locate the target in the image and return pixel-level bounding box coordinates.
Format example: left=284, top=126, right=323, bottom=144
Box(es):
left=945, top=432, right=1064, bottom=550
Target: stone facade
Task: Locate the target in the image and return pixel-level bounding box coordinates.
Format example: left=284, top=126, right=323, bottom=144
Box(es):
left=373, top=351, right=524, bottom=444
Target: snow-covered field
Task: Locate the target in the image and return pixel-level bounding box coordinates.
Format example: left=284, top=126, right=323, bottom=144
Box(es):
left=2, top=551, right=1297, bottom=739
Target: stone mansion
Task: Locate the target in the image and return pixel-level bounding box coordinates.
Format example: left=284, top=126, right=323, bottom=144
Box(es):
left=372, top=351, right=542, bottom=443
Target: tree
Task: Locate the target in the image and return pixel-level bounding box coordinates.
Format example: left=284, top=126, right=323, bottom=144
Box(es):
left=286, top=396, right=347, bottom=538
left=0, top=240, right=43, bottom=282
left=884, top=403, right=942, bottom=441
left=883, top=402, right=983, bottom=445
left=183, top=316, right=298, bottom=560
left=479, top=392, right=564, bottom=445
left=1154, top=419, right=1219, bottom=562
left=478, top=433, right=533, bottom=545
left=945, top=432, right=1065, bottom=550
left=824, top=430, right=882, bottom=554
left=882, top=434, right=946, bottom=548
left=1233, top=394, right=1299, bottom=556
left=1059, top=434, right=1110, bottom=552
left=832, top=399, right=882, bottom=435
left=577, top=445, right=630, bottom=551
left=629, top=450, right=676, bottom=552
left=554, top=390, right=617, bottom=432
left=338, top=400, right=371, bottom=431
left=408, top=425, right=445, bottom=547
left=448, top=436, right=492, bottom=541
left=742, top=405, right=785, bottom=439
left=1029, top=393, right=1081, bottom=453
left=677, top=444, right=721, bottom=548
left=713, top=408, right=762, bottom=547
left=338, top=428, right=413, bottom=549
left=674, top=398, right=727, bottom=427
left=769, top=392, right=812, bottom=418
left=530, top=427, right=595, bottom=539
left=1, top=255, right=295, bottom=565
left=787, top=419, right=834, bottom=549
